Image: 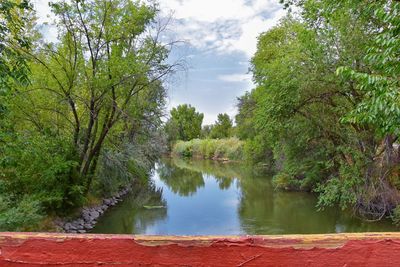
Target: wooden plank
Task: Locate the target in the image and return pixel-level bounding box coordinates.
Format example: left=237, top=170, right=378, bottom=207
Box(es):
left=1, top=232, right=400, bottom=266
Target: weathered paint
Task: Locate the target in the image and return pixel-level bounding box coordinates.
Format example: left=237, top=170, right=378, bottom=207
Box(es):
left=1, top=232, right=400, bottom=266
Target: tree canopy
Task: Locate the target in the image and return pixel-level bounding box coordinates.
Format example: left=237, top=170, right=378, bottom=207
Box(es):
left=165, top=104, right=204, bottom=143
left=236, top=0, right=400, bottom=220
left=210, top=113, right=232, bottom=139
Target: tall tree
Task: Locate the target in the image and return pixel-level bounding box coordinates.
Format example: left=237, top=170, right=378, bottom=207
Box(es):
left=235, top=92, right=256, bottom=140
left=210, top=113, right=232, bottom=139
left=238, top=1, right=400, bottom=219
left=12, top=0, right=176, bottom=194
left=165, top=104, right=203, bottom=142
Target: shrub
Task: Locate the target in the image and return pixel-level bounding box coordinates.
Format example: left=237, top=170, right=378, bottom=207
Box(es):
left=392, top=205, right=400, bottom=226
left=172, top=140, right=193, bottom=157
left=272, top=172, right=297, bottom=190
left=172, top=138, right=244, bottom=161
left=0, top=195, right=43, bottom=231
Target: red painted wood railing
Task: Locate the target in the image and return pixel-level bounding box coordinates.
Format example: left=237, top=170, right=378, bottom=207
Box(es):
left=1, top=232, right=400, bottom=266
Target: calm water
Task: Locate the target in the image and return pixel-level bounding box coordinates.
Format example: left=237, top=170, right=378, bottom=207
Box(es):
left=92, top=158, right=398, bottom=235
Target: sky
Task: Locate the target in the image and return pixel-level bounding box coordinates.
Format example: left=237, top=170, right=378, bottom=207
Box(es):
left=32, top=0, right=286, bottom=125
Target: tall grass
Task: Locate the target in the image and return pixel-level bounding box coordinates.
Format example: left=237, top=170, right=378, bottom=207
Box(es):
left=172, top=138, right=244, bottom=161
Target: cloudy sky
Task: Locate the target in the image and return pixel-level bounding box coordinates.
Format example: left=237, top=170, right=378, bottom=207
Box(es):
left=32, top=0, right=286, bottom=125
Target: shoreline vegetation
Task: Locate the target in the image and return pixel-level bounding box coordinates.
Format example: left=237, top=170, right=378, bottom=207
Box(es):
left=172, top=138, right=245, bottom=162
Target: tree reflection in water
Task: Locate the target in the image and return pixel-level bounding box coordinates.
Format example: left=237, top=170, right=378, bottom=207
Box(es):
left=93, top=158, right=399, bottom=235
left=92, top=179, right=167, bottom=234
left=157, top=160, right=205, bottom=196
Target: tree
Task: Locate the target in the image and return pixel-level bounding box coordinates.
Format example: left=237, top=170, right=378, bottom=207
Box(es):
left=11, top=0, right=175, bottom=194
left=337, top=1, right=400, bottom=159
left=0, top=0, right=47, bottom=231
left=237, top=1, right=399, bottom=220
left=210, top=113, right=232, bottom=139
left=165, top=104, right=203, bottom=143
left=0, top=0, right=31, bottom=139
left=235, top=91, right=256, bottom=140
left=201, top=125, right=213, bottom=139
left=0, top=0, right=31, bottom=91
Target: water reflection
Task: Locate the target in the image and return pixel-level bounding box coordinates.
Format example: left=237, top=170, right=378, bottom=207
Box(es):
left=93, top=179, right=167, bottom=234
left=158, top=160, right=205, bottom=196
left=92, top=158, right=399, bottom=235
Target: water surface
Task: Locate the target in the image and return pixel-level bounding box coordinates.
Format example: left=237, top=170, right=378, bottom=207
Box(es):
left=92, top=158, right=398, bottom=235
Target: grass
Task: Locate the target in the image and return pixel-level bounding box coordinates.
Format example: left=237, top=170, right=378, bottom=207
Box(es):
left=172, top=138, right=245, bottom=161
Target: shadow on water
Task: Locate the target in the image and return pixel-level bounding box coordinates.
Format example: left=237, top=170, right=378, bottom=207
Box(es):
left=92, top=179, right=167, bottom=234
left=92, top=157, right=399, bottom=235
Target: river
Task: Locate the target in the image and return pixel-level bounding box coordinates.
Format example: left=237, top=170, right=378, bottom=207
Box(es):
left=92, top=158, right=398, bottom=235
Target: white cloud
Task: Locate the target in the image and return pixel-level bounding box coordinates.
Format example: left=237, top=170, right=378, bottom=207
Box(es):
left=32, top=0, right=286, bottom=57
left=32, top=0, right=53, bottom=24
left=159, top=0, right=286, bottom=57
left=32, top=0, right=58, bottom=43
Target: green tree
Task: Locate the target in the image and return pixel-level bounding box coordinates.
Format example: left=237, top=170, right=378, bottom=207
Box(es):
left=238, top=2, right=396, bottom=219
left=337, top=1, right=400, bottom=159
left=165, top=104, right=203, bottom=142
left=1, top=0, right=174, bottom=231
left=235, top=91, right=256, bottom=140
left=201, top=125, right=213, bottom=139
left=210, top=113, right=232, bottom=139
left=11, top=0, right=174, bottom=194
left=0, top=0, right=31, bottom=91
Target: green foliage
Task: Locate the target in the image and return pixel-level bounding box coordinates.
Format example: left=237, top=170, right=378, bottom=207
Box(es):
left=0, top=0, right=172, bottom=230
left=235, top=91, right=257, bottom=140
left=209, top=113, right=233, bottom=139
left=0, top=195, right=43, bottom=231
left=243, top=136, right=273, bottom=165
left=200, top=125, right=213, bottom=139
left=392, top=205, right=400, bottom=226
left=0, top=0, right=31, bottom=91
left=272, top=172, right=299, bottom=191
left=315, top=148, right=366, bottom=210
left=172, top=138, right=245, bottom=161
left=236, top=0, right=400, bottom=220
left=173, top=140, right=194, bottom=158
left=0, top=133, right=83, bottom=212
left=165, top=104, right=204, bottom=144
left=336, top=1, right=400, bottom=136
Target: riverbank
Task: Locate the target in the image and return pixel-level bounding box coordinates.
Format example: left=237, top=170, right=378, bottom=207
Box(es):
left=172, top=138, right=244, bottom=161
left=56, top=186, right=132, bottom=233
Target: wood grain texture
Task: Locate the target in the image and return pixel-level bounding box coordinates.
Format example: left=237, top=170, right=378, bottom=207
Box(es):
left=1, top=232, right=400, bottom=266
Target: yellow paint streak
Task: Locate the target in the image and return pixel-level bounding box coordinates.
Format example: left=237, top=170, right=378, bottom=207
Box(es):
left=1, top=232, right=400, bottom=249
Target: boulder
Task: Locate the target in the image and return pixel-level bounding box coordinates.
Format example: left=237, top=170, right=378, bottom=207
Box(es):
left=90, top=211, right=100, bottom=219
left=64, top=223, right=73, bottom=231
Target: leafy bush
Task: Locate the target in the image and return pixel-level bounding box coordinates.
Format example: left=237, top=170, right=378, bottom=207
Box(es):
left=0, top=133, right=83, bottom=213
left=173, top=140, right=193, bottom=157
left=272, top=172, right=298, bottom=190
left=0, top=195, right=43, bottom=231
left=392, top=206, right=400, bottom=226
